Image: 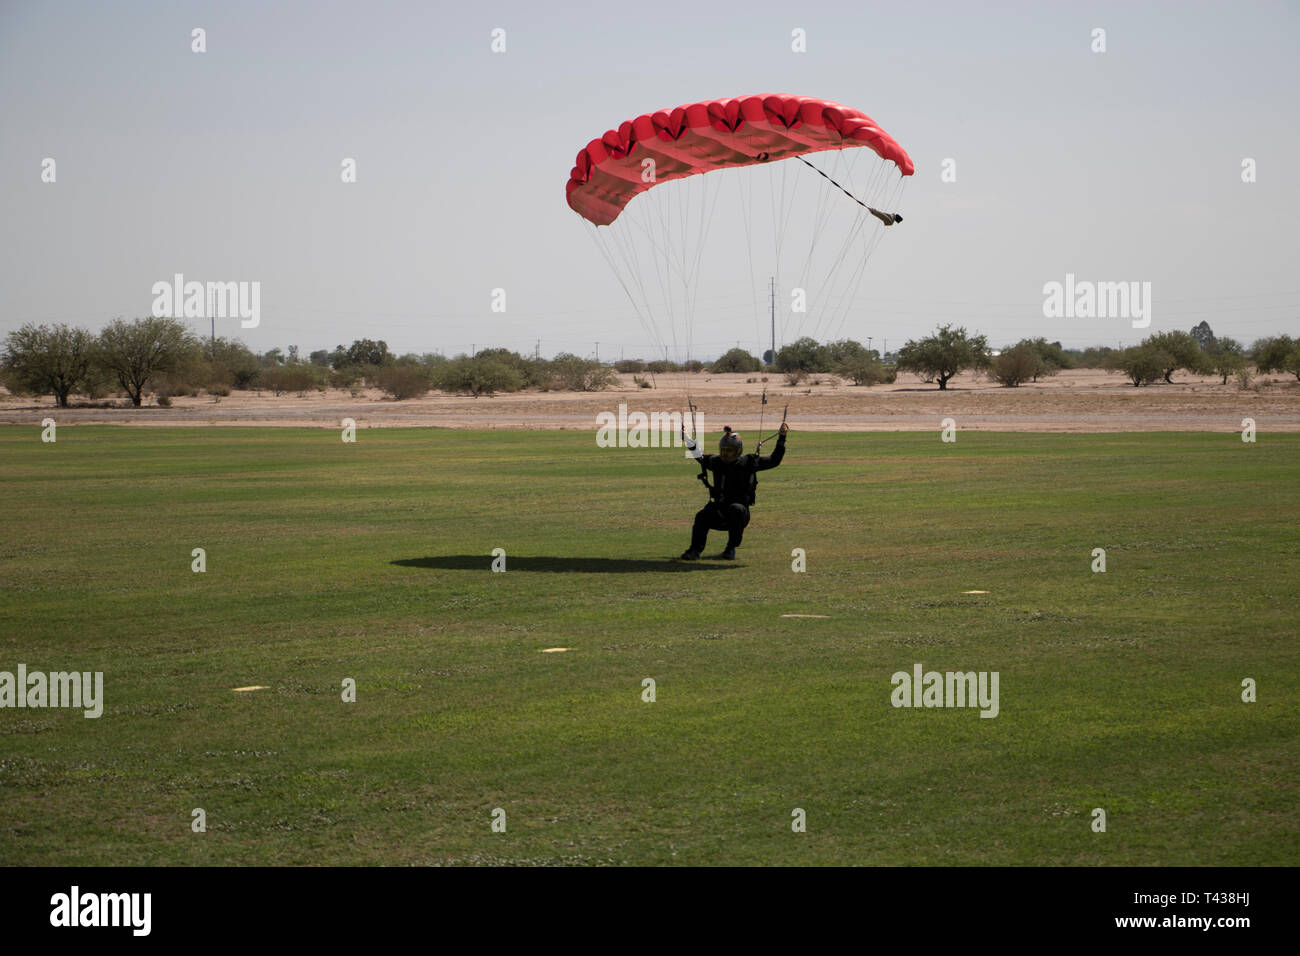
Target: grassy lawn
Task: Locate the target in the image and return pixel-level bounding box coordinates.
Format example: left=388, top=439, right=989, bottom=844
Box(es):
left=1, top=426, right=1296, bottom=865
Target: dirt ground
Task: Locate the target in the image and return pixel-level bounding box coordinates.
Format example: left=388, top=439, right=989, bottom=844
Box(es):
left=3, top=369, right=1298, bottom=432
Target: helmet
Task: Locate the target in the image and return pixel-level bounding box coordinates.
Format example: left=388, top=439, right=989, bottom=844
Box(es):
left=719, top=426, right=743, bottom=461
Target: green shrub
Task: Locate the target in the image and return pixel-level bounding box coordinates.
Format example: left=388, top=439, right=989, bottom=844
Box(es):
left=1114, top=345, right=1173, bottom=387
left=776, top=337, right=832, bottom=373
left=433, top=355, right=524, bottom=397
left=989, top=345, right=1043, bottom=387
left=838, top=354, right=893, bottom=386
left=548, top=353, right=617, bottom=391
left=376, top=365, right=431, bottom=400
left=710, top=348, right=761, bottom=373
left=261, top=364, right=322, bottom=396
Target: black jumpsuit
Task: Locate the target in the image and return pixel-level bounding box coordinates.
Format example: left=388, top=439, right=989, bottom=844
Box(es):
left=688, top=436, right=786, bottom=553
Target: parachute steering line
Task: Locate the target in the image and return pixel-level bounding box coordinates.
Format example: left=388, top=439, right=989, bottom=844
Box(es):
left=682, top=391, right=713, bottom=500
left=756, top=387, right=788, bottom=453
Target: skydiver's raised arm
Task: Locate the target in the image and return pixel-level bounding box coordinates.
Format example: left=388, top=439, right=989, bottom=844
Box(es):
left=756, top=422, right=789, bottom=470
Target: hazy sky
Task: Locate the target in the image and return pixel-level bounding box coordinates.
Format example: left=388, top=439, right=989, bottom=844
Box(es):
left=1, top=0, right=1296, bottom=360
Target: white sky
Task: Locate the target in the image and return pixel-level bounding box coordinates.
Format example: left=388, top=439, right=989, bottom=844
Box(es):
left=1, top=0, right=1296, bottom=360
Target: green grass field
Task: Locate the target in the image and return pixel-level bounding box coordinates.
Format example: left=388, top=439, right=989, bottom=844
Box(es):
left=1, top=426, right=1296, bottom=865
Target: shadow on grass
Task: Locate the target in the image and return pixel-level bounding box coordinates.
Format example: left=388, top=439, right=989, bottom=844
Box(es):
left=392, top=555, right=739, bottom=573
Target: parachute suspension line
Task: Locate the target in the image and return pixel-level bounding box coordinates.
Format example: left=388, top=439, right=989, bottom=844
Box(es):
left=770, top=161, right=797, bottom=351
left=672, top=180, right=687, bottom=360
left=772, top=146, right=881, bottom=365
left=799, top=148, right=844, bottom=271
left=806, top=149, right=891, bottom=333
left=647, top=228, right=682, bottom=362
left=768, top=157, right=785, bottom=268
left=794, top=155, right=903, bottom=227
left=816, top=207, right=889, bottom=344
left=739, top=169, right=763, bottom=354
left=794, top=146, right=857, bottom=335
left=585, top=222, right=669, bottom=364
left=685, top=169, right=724, bottom=369
left=779, top=162, right=808, bottom=349
left=667, top=175, right=691, bottom=400
left=821, top=171, right=909, bottom=343
left=760, top=151, right=844, bottom=362
left=601, top=212, right=650, bottom=338
left=610, top=209, right=673, bottom=362
left=778, top=154, right=803, bottom=244
left=767, top=166, right=781, bottom=353
left=606, top=213, right=661, bottom=356
left=806, top=151, right=878, bottom=343
left=684, top=173, right=725, bottom=427
left=713, top=150, right=908, bottom=372
left=680, top=176, right=691, bottom=363
left=642, top=185, right=680, bottom=363
left=775, top=160, right=802, bottom=351
left=820, top=228, right=875, bottom=343
left=770, top=159, right=794, bottom=296
left=608, top=186, right=664, bottom=360
left=631, top=186, right=690, bottom=362
left=799, top=155, right=906, bottom=345
left=824, top=146, right=885, bottom=322
left=617, top=172, right=726, bottom=415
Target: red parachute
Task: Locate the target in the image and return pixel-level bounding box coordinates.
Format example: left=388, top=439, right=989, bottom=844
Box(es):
left=567, top=94, right=914, bottom=226
left=568, top=93, right=912, bottom=375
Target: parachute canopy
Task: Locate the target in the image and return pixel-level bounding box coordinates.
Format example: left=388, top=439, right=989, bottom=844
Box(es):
left=566, top=94, right=914, bottom=226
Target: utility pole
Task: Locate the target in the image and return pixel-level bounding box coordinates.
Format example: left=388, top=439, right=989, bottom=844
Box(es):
left=535, top=339, right=540, bottom=359
left=868, top=336, right=873, bottom=357
left=595, top=342, right=600, bottom=364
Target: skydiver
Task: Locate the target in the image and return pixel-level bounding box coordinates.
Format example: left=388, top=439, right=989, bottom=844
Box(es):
left=679, top=422, right=788, bottom=561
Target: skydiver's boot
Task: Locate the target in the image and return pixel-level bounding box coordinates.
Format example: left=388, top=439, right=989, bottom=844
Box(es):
left=679, top=550, right=701, bottom=561
left=719, top=547, right=736, bottom=560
